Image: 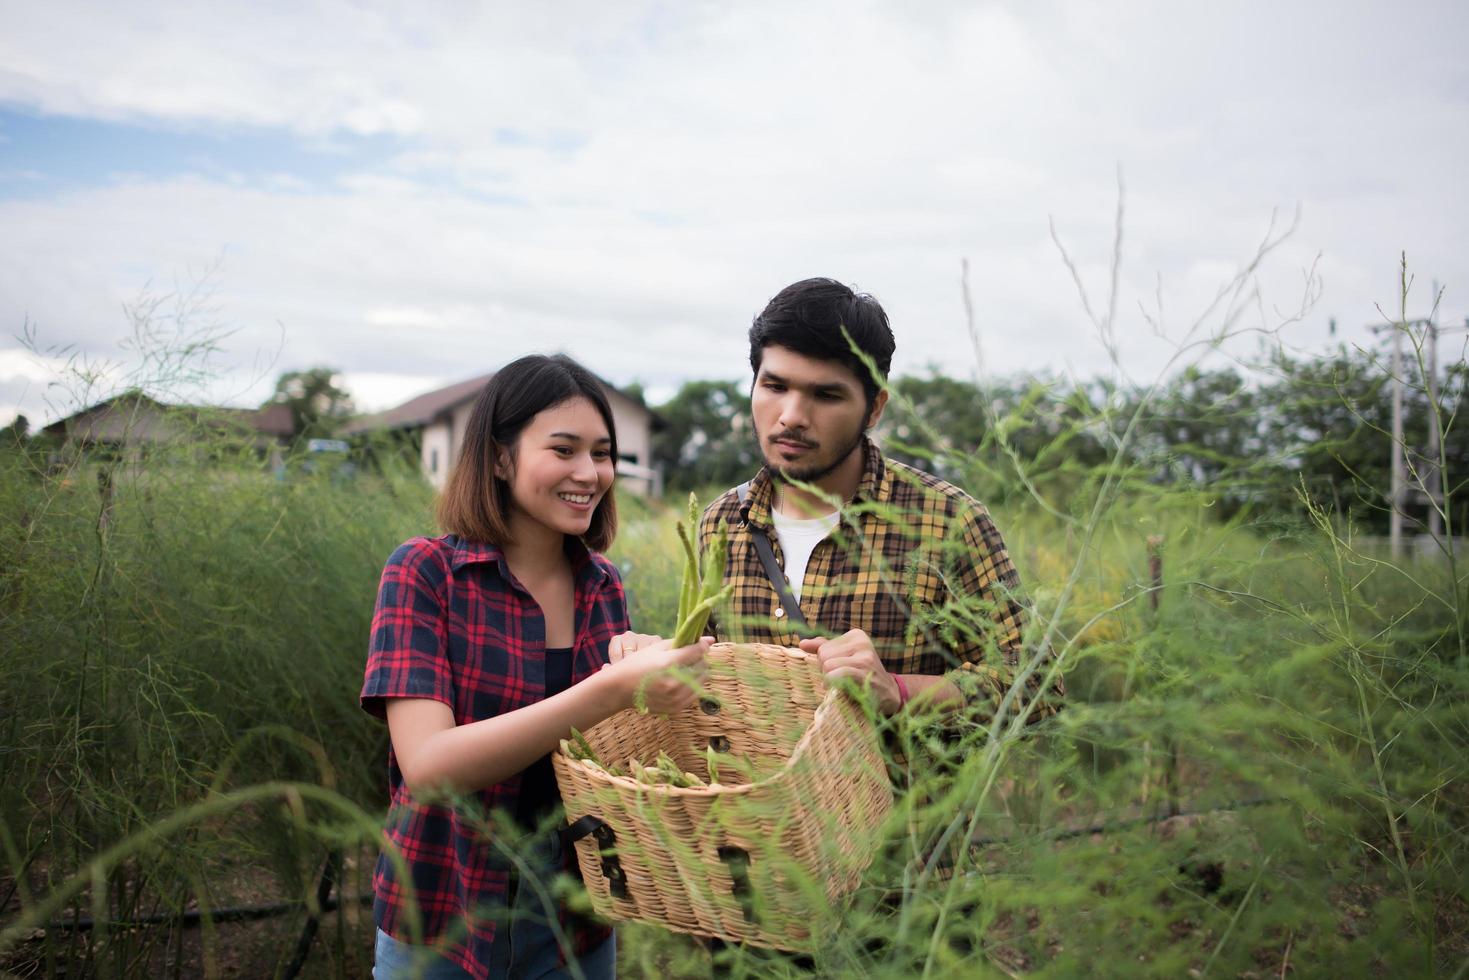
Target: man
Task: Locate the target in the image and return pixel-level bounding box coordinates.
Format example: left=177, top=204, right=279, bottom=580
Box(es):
left=697, top=276, right=1062, bottom=724
left=606, top=278, right=1059, bottom=970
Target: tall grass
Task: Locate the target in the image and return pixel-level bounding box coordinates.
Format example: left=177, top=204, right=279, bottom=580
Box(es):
left=0, top=427, right=432, bottom=976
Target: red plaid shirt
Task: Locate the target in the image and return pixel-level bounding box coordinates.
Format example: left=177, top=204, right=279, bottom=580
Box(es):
left=361, top=534, right=626, bottom=979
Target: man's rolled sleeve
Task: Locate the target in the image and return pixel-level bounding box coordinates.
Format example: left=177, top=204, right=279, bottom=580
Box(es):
left=942, top=506, right=1063, bottom=724
left=361, top=539, right=455, bottom=718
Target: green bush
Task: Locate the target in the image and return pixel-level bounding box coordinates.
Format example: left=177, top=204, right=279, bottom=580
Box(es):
left=0, top=434, right=433, bottom=976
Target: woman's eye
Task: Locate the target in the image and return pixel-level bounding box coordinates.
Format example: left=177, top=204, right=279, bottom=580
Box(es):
left=552, top=446, right=573, bottom=456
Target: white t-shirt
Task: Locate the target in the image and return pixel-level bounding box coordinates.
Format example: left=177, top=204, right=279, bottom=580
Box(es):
left=771, top=508, right=841, bottom=601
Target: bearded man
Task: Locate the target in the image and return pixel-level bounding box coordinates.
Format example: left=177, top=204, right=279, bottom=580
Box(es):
left=693, top=276, right=1063, bottom=724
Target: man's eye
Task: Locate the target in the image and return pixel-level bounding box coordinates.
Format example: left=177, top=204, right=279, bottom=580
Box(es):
left=762, top=382, right=786, bottom=392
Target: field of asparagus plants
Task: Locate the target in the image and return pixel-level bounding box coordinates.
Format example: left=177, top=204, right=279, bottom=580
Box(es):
left=1, top=411, right=1462, bottom=978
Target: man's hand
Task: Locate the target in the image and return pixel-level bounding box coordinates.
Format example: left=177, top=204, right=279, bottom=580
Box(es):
left=607, top=631, right=663, bottom=666
left=799, top=629, right=902, bottom=715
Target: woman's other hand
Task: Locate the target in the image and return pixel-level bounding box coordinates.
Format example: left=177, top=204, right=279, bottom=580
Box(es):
left=604, top=636, right=711, bottom=714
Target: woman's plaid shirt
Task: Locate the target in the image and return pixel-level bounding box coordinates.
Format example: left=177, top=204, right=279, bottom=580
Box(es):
left=360, top=534, right=624, bottom=978
left=699, top=439, right=1063, bottom=722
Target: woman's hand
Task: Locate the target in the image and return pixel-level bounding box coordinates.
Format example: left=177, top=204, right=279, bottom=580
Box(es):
left=607, top=630, right=663, bottom=665
left=603, top=636, right=711, bottom=714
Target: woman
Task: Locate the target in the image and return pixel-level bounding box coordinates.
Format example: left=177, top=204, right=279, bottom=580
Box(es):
left=362, top=354, right=706, bottom=979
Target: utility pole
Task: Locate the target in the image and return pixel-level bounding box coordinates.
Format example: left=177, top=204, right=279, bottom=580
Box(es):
left=1370, top=310, right=1466, bottom=560
left=1425, top=304, right=1443, bottom=549
left=1390, top=325, right=1405, bottom=560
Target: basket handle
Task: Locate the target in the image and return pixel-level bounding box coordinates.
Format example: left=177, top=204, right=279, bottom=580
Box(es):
left=562, top=815, right=629, bottom=899
left=717, top=845, right=757, bottom=923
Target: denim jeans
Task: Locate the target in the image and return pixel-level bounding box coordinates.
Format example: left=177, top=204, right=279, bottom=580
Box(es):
left=373, top=833, right=615, bottom=980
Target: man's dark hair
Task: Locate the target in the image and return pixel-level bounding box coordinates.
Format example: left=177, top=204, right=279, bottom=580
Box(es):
left=437, top=353, right=619, bottom=551
left=748, top=278, right=896, bottom=408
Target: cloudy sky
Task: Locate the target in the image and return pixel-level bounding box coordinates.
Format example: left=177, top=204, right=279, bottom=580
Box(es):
left=1, top=0, right=1465, bottom=426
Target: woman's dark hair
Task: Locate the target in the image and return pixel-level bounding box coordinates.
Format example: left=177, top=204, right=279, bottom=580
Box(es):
left=748, top=277, right=896, bottom=409
left=437, top=354, right=619, bottom=551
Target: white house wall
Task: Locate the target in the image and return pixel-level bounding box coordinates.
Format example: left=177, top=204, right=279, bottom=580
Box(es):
left=450, top=401, right=476, bottom=471
left=420, top=421, right=453, bottom=490
left=606, top=392, right=658, bottom=496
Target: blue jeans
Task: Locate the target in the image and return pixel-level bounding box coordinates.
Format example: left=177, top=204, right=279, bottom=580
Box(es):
left=373, top=834, right=615, bottom=979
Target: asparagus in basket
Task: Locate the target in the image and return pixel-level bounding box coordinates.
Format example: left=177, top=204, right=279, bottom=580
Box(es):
left=560, top=495, right=735, bottom=781
left=563, top=728, right=626, bottom=777
left=625, top=494, right=734, bottom=715
left=673, top=493, right=735, bottom=647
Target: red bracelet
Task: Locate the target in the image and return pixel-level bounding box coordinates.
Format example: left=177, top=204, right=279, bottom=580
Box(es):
left=892, top=674, right=910, bottom=710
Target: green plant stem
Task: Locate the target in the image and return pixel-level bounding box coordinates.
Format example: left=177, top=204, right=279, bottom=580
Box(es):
left=1199, top=854, right=1270, bottom=977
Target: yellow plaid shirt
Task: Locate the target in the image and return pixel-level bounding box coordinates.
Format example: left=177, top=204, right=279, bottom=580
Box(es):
left=700, top=439, right=1062, bottom=723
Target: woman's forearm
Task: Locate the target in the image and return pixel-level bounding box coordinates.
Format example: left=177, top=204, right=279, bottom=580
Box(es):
left=389, top=667, right=630, bottom=795
left=389, top=637, right=710, bottom=796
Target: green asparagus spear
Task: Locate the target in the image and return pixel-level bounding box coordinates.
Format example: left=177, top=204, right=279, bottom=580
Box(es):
left=567, top=727, right=604, bottom=769
left=675, top=521, right=698, bottom=627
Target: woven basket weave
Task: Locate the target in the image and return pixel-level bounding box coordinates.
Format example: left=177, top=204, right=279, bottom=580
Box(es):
left=552, top=642, right=893, bottom=949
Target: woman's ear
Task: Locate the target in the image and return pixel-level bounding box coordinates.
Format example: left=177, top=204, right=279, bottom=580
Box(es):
left=493, top=445, right=511, bottom=480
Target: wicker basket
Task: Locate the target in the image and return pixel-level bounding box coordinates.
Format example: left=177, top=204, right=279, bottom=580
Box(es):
left=552, top=642, right=893, bottom=950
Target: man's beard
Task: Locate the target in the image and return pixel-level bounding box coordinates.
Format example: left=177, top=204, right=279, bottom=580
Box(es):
left=762, top=423, right=867, bottom=485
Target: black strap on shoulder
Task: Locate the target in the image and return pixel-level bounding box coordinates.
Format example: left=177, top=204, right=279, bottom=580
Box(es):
left=752, top=529, right=809, bottom=629
left=737, top=481, right=809, bottom=630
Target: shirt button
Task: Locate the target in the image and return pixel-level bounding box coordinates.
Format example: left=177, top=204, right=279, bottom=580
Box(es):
left=774, top=607, right=785, bottom=618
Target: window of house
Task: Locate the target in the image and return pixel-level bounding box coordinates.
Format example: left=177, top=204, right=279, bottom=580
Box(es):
left=430, top=448, right=439, bottom=473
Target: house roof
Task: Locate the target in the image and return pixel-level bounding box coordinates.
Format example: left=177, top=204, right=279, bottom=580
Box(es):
left=343, top=373, right=494, bottom=435
left=41, top=390, right=166, bottom=435
left=42, top=390, right=297, bottom=440
left=237, top=402, right=296, bottom=438
left=344, top=370, right=662, bottom=435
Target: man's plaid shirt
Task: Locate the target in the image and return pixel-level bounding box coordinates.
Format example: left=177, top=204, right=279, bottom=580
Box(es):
left=361, top=534, right=624, bottom=979
left=700, top=439, right=1063, bottom=722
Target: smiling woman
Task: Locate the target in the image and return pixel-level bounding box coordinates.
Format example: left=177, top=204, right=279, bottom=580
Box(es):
left=360, top=353, right=711, bottom=980
left=435, top=354, right=621, bottom=551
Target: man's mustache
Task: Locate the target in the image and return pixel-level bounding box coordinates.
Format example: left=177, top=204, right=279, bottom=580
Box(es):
left=768, top=431, right=817, bottom=449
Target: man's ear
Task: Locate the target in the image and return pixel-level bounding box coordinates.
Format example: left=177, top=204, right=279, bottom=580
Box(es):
left=866, top=389, right=890, bottom=429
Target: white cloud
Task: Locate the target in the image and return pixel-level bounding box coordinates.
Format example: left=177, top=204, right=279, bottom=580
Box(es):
left=0, top=0, right=1464, bottom=430
left=336, top=370, right=453, bottom=413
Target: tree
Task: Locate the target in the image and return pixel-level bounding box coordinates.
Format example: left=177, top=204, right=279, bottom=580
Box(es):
left=652, top=380, right=760, bottom=494
left=268, top=368, right=355, bottom=440
left=1119, top=366, right=1271, bottom=517
left=1255, top=342, right=1469, bottom=534
left=880, top=371, right=990, bottom=484
left=1, top=414, right=29, bottom=450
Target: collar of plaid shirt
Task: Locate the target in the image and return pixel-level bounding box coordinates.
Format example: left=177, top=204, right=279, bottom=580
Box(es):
left=444, top=533, right=613, bottom=588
